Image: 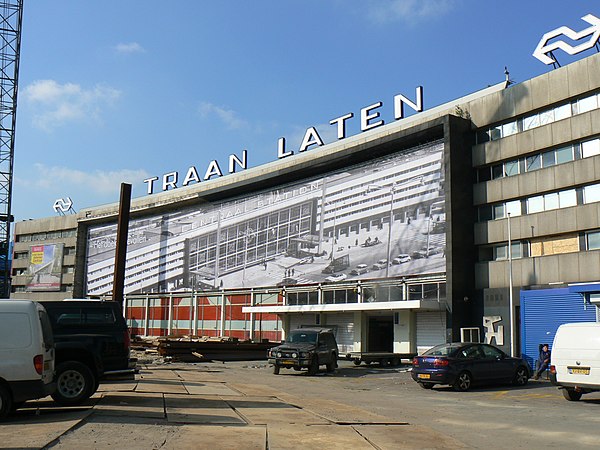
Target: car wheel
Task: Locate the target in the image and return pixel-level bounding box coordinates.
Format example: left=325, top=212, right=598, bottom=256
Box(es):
left=52, top=361, right=96, bottom=406
left=0, top=384, right=12, bottom=419
left=353, top=359, right=361, bottom=366
left=563, top=389, right=583, bottom=401
left=513, top=366, right=529, bottom=386
left=273, top=365, right=280, bottom=375
left=326, top=353, right=337, bottom=372
left=419, top=382, right=434, bottom=390
left=453, top=371, right=472, bottom=391
left=307, top=359, right=319, bottom=376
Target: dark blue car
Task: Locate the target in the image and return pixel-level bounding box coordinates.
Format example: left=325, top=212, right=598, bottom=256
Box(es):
left=411, top=343, right=530, bottom=391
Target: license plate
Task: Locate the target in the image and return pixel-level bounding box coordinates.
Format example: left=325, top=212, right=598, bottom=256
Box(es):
left=568, top=367, right=590, bottom=375
left=281, top=360, right=296, bottom=365
left=417, top=373, right=431, bottom=379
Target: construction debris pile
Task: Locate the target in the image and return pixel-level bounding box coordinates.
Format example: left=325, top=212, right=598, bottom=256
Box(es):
left=132, top=335, right=279, bottom=363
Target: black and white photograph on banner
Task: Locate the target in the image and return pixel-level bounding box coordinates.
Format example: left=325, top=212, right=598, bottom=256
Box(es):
left=85, top=139, right=446, bottom=295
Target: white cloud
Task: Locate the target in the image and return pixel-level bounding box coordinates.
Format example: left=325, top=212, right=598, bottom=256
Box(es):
left=115, top=42, right=145, bottom=54
left=198, top=101, right=249, bottom=130
left=365, top=0, right=456, bottom=23
left=26, top=164, right=148, bottom=195
left=13, top=164, right=150, bottom=219
left=22, top=80, right=121, bottom=131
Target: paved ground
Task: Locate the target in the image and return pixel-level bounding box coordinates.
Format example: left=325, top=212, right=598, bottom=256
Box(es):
left=1, top=360, right=599, bottom=449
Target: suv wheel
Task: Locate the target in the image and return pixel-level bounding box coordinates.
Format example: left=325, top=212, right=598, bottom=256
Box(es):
left=307, top=358, right=319, bottom=376
left=326, top=353, right=337, bottom=372
left=52, top=361, right=96, bottom=406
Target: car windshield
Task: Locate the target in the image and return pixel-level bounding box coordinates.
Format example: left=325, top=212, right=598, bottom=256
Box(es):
left=287, top=330, right=318, bottom=344
left=422, top=343, right=463, bottom=357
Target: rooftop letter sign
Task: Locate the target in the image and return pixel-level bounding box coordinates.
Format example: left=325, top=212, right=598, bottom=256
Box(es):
left=533, top=13, right=600, bottom=65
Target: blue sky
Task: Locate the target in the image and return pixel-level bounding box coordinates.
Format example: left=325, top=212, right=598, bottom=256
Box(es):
left=12, top=0, right=598, bottom=221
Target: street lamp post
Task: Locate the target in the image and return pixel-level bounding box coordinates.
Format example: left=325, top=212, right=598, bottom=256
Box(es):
left=385, top=187, right=395, bottom=278
left=366, top=175, right=424, bottom=278
left=507, top=212, right=515, bottom=357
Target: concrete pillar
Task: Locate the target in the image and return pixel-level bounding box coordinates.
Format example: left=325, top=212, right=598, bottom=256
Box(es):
left=393, top=310, right=416, bottom=354
left=353, top=311, right=364, bottom=352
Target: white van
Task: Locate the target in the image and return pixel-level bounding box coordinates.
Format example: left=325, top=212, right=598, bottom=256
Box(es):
left=0, top=299, right=56, bottom=419
left=550, top=322, right=600, bottom=401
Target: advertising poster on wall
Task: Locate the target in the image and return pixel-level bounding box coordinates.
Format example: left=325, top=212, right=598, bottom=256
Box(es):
left=26, top=243, right=64, bottom=291
left=86, top=139, right=446, bottom=296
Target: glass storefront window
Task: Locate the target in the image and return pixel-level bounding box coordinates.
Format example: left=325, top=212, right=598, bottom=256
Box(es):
left=502, top=121, right=518, bottom=137
left=526, top=154, right=541, bottom=171
left=584, top=184, right=600, bottom=204
left=493, top=204, right=505, bottom=220
left=588, top=231, right=600, bottom=250
left=504, top=160, right=519, bottom=176
left=559, top=189, right=577, bottom=208
left=577, top=95, right=598, bottom=114
left=539, top=109, right=554, bottom=125
left=542, top=150, right=556, bottom=168
left=490, top=126, right=502, bottom=141
left=523, top=113, right=540, bottom=131
left=544, top=192, right=559, bottom=210
left=492, top=164, right=504, bottom=180
left=554, top=103, right=572, bottom=121
left=581, top=139, right=600, bottom=158
left=555, top=146, right=574, bottom=164
left=527, top=195, right=544, bottom=214
left=506, top=200, right=521, bottom=217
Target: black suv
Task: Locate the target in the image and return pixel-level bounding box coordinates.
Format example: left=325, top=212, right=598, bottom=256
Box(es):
left=268, top=328, right=338, bottom=375
left=41, top=300, right=133, bottom=405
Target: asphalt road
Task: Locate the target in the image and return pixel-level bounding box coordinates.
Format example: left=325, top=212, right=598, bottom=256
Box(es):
left=223, top=360, right=600, bottom=449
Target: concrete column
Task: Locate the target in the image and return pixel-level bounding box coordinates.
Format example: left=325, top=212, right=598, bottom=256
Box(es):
left=167, top=294, right=173, bottom=335
left=144, top=294, right=149, bottom=336
left=393, top=310, right=416, bottom=354
left=220, top=292, right=226, bottom=336
left=353, top=311, right=364, bottom=352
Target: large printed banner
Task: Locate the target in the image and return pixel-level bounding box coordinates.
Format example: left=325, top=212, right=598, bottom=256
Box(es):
left=26, top=243, right=64, bottom=291
left=86, top=140, right=446, bottom=295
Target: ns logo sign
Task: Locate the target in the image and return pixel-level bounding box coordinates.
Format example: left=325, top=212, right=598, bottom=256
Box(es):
left=533, top=13, right=600, bottom=66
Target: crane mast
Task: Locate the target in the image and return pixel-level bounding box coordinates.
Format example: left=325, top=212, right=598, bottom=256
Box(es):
left=0, top=0, right=23, bottom=297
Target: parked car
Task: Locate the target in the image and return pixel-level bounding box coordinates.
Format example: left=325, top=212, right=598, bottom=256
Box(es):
left=0, top=300, right=56, bottom=419
left=325, top=273, right=347, bottom=282
left=350, top=264, right=369, bottom=276
left=392, top=254, right=411, bottom=264
left=268, top=328, right=338, bottom=375
left=371, top=259, right=389, bottom=270
left=411, top=342, right=530, bottom=391
left=411, top=247, right=442, bottom=259
left=41, top=300, right=134, bottom=406
left=550, top=322, right=600, bottom=401
left=411, top=250, right=427, bottom=259
left=277, top=277, right=297, bottom=287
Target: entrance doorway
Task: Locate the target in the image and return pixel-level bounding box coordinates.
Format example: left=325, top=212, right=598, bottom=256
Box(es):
left=368, top=315, right=394, bottom=352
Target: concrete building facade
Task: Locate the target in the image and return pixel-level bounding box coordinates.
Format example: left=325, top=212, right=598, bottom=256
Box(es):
left=11, top=52, right=600, bottom=357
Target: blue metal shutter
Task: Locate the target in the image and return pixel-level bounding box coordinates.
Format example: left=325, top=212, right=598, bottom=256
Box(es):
left=520, top=288, right=597, bottom=368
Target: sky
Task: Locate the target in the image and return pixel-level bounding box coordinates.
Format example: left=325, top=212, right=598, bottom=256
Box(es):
left=11, top=0, right=599, bottom=222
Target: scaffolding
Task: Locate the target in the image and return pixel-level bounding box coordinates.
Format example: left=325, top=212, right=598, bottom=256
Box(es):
left=0, top=1, right=23, bottom=296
